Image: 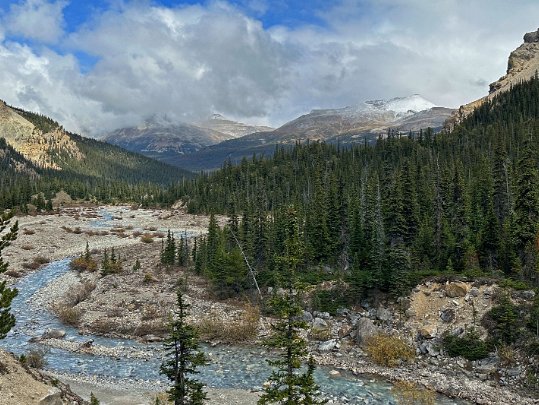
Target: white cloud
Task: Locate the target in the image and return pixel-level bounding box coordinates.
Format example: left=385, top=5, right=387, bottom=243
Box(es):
left=4, top=0, right=67, bottom=43
left=0, top=0, right=538, bottom=136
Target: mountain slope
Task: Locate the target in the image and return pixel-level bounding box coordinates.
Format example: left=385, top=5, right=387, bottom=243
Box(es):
left=172, top=95, right=454, bottom=171
left=448, top=27, right=539, bottom=126
left=0, top=101, right=190, bottom=185
left=197, top=114, right=273, bottom=138
left=103, top=115, right=273, bottom=167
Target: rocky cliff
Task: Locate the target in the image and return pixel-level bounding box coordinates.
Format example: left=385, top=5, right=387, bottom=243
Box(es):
left=449, top=28, right=539, bottom=126
left=0, top=101, right=83, bottom=170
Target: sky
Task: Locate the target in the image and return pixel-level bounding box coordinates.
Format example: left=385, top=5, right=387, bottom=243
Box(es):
left=0, top=0, right=537, bottom=136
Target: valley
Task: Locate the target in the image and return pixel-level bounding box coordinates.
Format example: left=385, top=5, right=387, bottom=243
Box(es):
left=0, top=205, right=537, bottom=404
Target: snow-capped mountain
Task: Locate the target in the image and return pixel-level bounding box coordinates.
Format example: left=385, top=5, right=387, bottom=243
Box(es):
left=170, top=95, right=454, bottom=171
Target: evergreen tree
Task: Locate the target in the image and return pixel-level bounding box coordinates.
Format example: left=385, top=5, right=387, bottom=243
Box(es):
left=259, top=207, right=326, bottom=405
left=0, top=211, right=18, bottom=339
left=162, top=230, right=176, bottom=265
left=161, top=288, right=207, bottom=405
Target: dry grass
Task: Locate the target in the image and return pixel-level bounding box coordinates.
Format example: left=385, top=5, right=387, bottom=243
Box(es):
left=22, top=229, right=35, bottom=235
left=21, top=349, right=47, bottom=369
left=54, top=304, right=82, bottom=326
left=70, top=257, right=98, bottom=272
left=196, top=304, right=260, bottom=343
left=141, top=234, right=154, bottom=243
left=364, top=334, right=415, bottom=367
left=21, top=244, right=34, bottom=251
left=65, top=281, right=96, bottom=306
left=5, top=270, right=22, bottom=278
left=392, top=381, right=435, bottom=405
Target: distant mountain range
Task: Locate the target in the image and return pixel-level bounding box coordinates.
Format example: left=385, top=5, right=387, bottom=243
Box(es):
left=104, top=95, right=453, bottom=171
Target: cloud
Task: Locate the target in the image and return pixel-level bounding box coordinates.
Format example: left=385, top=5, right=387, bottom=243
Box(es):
left=4, top=0, right=67, bottom=43
left=0, top=0, right=538, bottom=136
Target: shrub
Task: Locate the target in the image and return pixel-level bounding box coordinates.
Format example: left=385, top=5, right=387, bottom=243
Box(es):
left=70, top=257, right=98, bottom=272
left=141, top=234, right=154, bottom=243
left=55, top=304, right=82, bottom=326
left=392, top=380, right=435, bottom=405
left=196, top=304, right=260, bottom=343
left=22, top=229, right=35, bottom=235
left=65, top=281, right=96, bottom=306
left=34, top=256, right=50, bottom=265
left=363, top=334, right=415, bottom=367
left=482, top=294, right=520, bottom=345
left=21, top=244, right=34, bottom=250
left=20, top=349, right=47, bottom=369
left=311, top=288, right=354, bottom=316
left=143, top=272, right=158, bottom=283
left=442, top=329, right=489, bottom=361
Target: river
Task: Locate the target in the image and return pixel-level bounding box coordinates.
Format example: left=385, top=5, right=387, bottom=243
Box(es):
left=0, top=210, right=466, bottom=404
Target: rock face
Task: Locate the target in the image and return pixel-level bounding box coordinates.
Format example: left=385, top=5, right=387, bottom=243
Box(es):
left=444, top=282, right=469, bottom=298
left=39, top=388, right=63, bottom=405
left=449, top=28, right=539, bottom=126
left=0, top=101, right=83, bottom=170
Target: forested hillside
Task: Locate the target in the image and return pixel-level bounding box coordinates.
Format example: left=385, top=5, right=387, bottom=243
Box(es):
left=0, top=105, right=191, bottom=210
left=178, top=75, right=539, bottom=297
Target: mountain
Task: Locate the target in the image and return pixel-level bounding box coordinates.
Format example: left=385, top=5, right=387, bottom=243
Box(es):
left=448, top=27, right=539, bottom=126
left=102, top=115, right=272, bottom=167
left=171, top=95, right=454, bottom=171
left=0, top=100, right=190, bottom=185
left=197, top=114, right=273, bottom=138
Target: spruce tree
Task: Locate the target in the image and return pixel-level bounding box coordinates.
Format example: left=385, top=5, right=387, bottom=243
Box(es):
left=161, top=288, right=207, bottom=405
left=259, top=207, right=326, bottom=405
left=0, top=211, right=18, bottom=339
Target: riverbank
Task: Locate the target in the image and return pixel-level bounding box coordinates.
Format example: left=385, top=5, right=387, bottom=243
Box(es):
left=3, top=205, right=538, bottom=404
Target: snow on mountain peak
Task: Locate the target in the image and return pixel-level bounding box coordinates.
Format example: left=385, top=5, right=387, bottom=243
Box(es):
left=366, top=95, right=437, bottom=114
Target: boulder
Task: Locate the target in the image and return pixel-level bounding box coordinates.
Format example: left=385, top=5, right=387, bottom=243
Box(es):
left=313, top=311, right=331, bottom=320
left=445, top=282, right=469, bottom=298
left=39, top=388, right=62, bottom=405
left=311, top=317, right=330, bottom=338
left=524, top=28, right=539, bottom=43
left=376, top=307, right=392, bottom=322
left=318, top=339, right=338, bottom=351
left=440, top=308, right=455, bottom=323
left=355, top=318, right=379, bottom=344
left=418, top=324, right=437, bottom=339
left=469, top=287, right=480, bottom=297
left=41, top=329, right=66, bottom=340
left=405, top=308, right=416, bottom=318
left=302, top=310, right=314, bottom=323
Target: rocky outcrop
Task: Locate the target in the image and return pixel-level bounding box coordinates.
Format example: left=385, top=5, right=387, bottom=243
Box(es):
left=0, top=101, right=83, bottom=169
left=0, top=349, right=85, bottom=405
left=448, top=28, right=539, bottom=127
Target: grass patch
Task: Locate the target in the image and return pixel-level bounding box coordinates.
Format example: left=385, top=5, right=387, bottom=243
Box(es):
left=196, top=304, right=260, bottom=343
left=392, top=380, right=435, bottom=405
left=364, top=334, right=415, bottom=367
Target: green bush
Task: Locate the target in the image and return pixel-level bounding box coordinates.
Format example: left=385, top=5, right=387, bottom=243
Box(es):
left=311, top=285, right=358, bottom=315
left=442, top=329, right=489, bottom=360
left=482, top=294, right=520, bottom=345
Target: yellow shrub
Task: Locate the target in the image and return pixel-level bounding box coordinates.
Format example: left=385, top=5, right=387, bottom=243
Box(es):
left=196, top=304, right=260, bottom=343
left=364, top=334, right=415, bottom=367
left=392, top=380, right=435, bottom=405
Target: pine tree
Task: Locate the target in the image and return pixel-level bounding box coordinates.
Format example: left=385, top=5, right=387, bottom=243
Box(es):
left=259, top=207, right=326, bottom=405
left=162, top=230, right=176, bottom=265
left=0, top=211, right=18, bottom=339
left=161, top=288, right=207, bottom=405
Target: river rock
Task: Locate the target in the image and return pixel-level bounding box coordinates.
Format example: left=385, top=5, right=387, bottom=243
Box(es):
left=440, top=308, right=455, bottom=323
left=313, top=311, right=331, bottom=320
left=41, top=329, right=66, bottom=339
left=318, top=339, right=338, bottom=351
left=355, top=318, right=378, bottom=344
left=418, top=324, right=437, bottom=339
left=376, top=307, right=392, bottom=322
left=302, top=310, right=314, bottom=323
left=312, top=317, right=328, bottom=329
left=445, top=282, right=469, bottom=298
left=39, top=388, right=62, bottom=405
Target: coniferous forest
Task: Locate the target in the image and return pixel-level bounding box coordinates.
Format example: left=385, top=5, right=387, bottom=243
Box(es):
left=178, top=75, right=539, bottom=300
